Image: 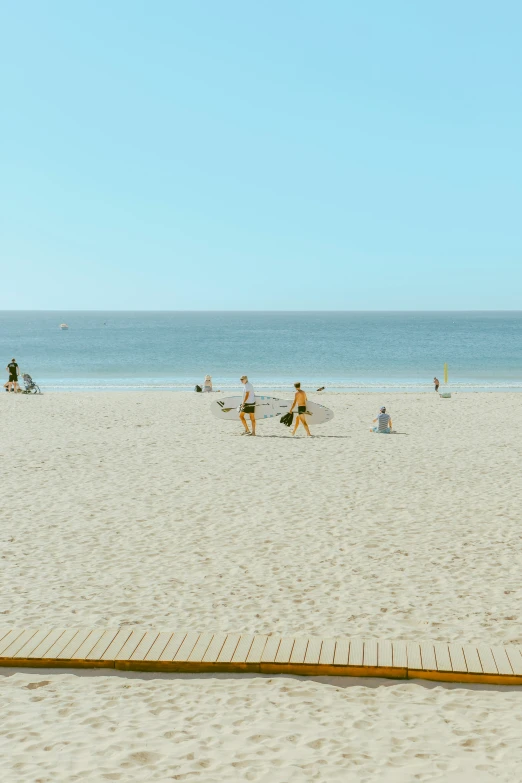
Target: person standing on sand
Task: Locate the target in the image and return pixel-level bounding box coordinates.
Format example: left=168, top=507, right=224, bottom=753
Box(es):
left=6, top=358, right=20, bottom=392
left=289, top=383, right=312, bottom=437
left=434, top=377, right=440, bottom=392
left=239, top=375, right=256, bottom=436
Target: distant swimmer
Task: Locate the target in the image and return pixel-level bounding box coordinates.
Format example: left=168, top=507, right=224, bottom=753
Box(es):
left=371, top=406, right=392, bottom=434
left=289, top=382, right=312, bottom=437
left=239, top=375, right=256, bottom=436
left=433, top=377, right=440, bottom=392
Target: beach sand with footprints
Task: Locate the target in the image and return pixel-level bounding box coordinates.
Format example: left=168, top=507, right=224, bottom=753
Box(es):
left=2, top=391, right=521, bottom=781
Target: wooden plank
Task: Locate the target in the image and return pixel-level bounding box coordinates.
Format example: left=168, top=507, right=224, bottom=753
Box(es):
left=231, top=634, right=255, bottom=663
left=187, top=632, right=214, bottom=662
left=505, top=646, right=522, bottom=676
left=114, top=630, right=147, bottom=661
left=0, top=629, right=12, bottom=645
left=290, top=637, right=309, bottom=664
left=477, top=646, right=498, bottom=675
left=392, top=640, right=407, bottom=668
left=85, top=629, right=119, bottom=660
left=28, top=629, right=66, bottom=659
left=448, top=644, right=467, bottom=673
left=491, top=646, right=514, bottom=676
left=419, top=642, right=437, bottom=670
left=201, top=633, right=228, bottom=663
left=130, top=631, right=161, bottom=661
left=434, top=642, right=452, bottom=671
left=334, top=638, right=350, bottom=666
left=378, top=639, right=393, bottom=667
left=145, top=632, right=175, bottom=662
left=1, top=629, right=38, bottom=658
left=304, top=637, right=322, bottom=665
left=157, top=632, right=186, bottom=661
left=246, top=635, right=268, bottom=663
left=319, top=638, right=335, bottom=665
left=101, top=629, right=134, bottom=660
left=275, top=637, right=295, bottom=664
left=43, top=629, right=80, bottom=659
left=0, top=629, right=28, bottom=656
left=73, top=629, right=107, bottom=660
left=15, top=629, right=53, bottom=659
left=407, top=642, right=422, bottom=670
left=363, top=639, right=378, bottom=667
left=348, top=638, right=363, bottom=666
left=57, top=629, right=93, bottom=659
left=463, top=645, right=483, bottom=674
left=217, top=633, right=241, bottom=663
left=172, top=632, right=200, bottom=662
left=260, top=635, right=281, bottom=663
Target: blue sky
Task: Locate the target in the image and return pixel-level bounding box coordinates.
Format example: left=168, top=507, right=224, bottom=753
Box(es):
left=1, top=1, right=521, bottom=309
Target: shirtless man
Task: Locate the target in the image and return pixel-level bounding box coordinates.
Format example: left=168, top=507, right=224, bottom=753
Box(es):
left=289, top=382, right=311, bottom=437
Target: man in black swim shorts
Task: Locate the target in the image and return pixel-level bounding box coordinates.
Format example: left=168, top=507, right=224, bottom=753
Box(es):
left=289, top=382, right=311, bottom=437
left=6, top=358, right=20, bottom=392
left=239, top=375, right=256, bottom=436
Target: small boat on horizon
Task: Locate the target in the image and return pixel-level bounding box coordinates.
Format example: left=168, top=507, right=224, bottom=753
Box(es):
left=60, top=323, right=69, bottom=330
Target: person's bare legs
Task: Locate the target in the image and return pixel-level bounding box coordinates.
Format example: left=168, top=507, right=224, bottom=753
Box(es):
left=301, top=415, right=311, bottom=436
left=292, top=415, right=301, bottom=435
left=249, top=413, right=256, bottom=435
left=239, top=411, right=250, bottom=433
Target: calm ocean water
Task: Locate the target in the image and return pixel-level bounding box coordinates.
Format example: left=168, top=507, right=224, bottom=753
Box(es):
left=1, top=311, right=521, bottom=392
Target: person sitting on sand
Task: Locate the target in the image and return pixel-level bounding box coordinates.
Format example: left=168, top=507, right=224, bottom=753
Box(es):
left=289, top=383, right=312, bottom=437
left=203, top=375, right=213, bottom=392
left=371, top=406, right=393, bottom=433
left=239, top=375, right=256, bottom=436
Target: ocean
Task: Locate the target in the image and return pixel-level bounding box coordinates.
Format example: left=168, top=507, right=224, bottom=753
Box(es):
left=1, top=311, right=521, bottom=392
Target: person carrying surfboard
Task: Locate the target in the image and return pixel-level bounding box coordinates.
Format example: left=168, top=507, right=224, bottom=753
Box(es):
left=289, top=383, right=312, bottom=437
left=239, top=375, right=256, bottom=436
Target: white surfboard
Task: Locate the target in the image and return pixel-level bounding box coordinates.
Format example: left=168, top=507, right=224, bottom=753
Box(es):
left=211, top=395, right=289, bottom=421
left=210, top=396, right=334, bottom=425
left=278, top=398, right=334, bottom=425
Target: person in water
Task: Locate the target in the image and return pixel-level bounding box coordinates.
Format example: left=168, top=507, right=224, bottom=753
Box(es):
left=433, top=377, right=440, bottom=392
left=239, top=375, right=256, bottom=436
left=5, top=358, right=20, bottom=392
left=371, top=406, right=392, bottom=433
left=289, top=382, right=311, bottom=437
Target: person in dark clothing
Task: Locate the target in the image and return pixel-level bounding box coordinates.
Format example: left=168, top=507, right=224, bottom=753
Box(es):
left=6, top=358, right=20, bottom=392
left=433, top=377, right=440, bottom=392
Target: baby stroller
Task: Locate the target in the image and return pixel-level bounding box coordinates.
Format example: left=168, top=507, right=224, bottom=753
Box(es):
left=22, top=373, right=42, bottom=394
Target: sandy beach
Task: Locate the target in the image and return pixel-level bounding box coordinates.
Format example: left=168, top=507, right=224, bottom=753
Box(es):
left=2, top=391, right=522, bottom=780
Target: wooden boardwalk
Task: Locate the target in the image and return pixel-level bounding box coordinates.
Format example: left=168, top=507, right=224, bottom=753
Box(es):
left=1, top=628, right=521, bottom=685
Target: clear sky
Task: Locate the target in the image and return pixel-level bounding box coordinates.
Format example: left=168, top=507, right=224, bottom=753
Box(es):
left=1, top=1, right=521, bottom=310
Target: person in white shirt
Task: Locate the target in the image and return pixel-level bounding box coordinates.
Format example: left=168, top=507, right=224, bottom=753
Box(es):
left=203, top=375, right=212, bottom=392
left=371, top=406, right=393, bottom=433
left=239, top=375, right=256, bottom=436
